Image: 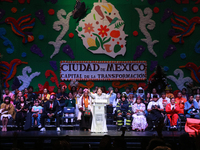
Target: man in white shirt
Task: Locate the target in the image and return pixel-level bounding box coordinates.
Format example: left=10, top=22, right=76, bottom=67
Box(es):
left=147, top=95, right=164, bottom=130
left=158, top=92, right=170, bottom=110
left=194, top=94, right=200, bottom=109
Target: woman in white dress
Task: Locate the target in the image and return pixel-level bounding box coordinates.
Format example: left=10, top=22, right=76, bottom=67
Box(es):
left=88, top=88, right=113, bottom=133
left=132, top=98, right=148, bottom=131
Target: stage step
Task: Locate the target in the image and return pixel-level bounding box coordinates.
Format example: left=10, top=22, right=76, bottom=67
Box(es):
left=0, top=124, right=117, bottom=131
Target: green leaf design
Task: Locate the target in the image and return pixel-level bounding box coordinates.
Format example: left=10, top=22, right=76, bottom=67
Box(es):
left=103, top=37, right=107, bottom=41
left=114, top=44, right=121, bottom=53
left=103, top=37, right=111, bottom=44
left=82, top=20, right=85, bottom=22
left=93, top=14, right=96, bottom=20
left=88, top=46, right=98, bottom=50
left=95, top=37, right=100, bottom=48
left=81, top=34, right=85, bottom=38
left=108, top=17, right=119, bottom=26
left=104, top=11, right=107, bottom=14
left=78, top=27, right=82, bottom=32
left=114, top=22, right=124, bottom=29
left=92, top=33, right=104, bottom=50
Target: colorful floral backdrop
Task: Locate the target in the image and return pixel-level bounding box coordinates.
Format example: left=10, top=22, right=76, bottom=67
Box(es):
left=0, top=0, right=200, bottom=93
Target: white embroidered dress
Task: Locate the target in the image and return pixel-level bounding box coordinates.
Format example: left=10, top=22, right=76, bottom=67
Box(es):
left=89, top=93, right=110, bottom=133
left=132, top=103, right=148, bottom=130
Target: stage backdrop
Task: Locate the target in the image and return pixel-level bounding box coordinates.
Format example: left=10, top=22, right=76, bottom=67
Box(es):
left=0, top=0, right=200, bottom=93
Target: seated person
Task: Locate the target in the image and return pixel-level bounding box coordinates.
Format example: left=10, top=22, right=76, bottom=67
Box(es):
left=194, top=88, right=200, bottom=99
left=147, top=95, right=164, bottom=130
left=37, top=94, right=44, bottom=107
left=158, top=92, right=170, bottom=110
left=65, top=92, right=76, bottom=124
left=57, top=86, right=68, bottom=111
left=112, top=93, right=121, bottom=114
left=194, top=94, right=200, bottom=109
left=165, top=98, right=180, bottom=129
left=16, top=96, right=28, bottom=131
left=40, top=93, right=61, bottom=132
left=14, top=91, right=23, bottom=107
left=3, top=88, right=14, bottom=104
left=144, top=92, right=151, bottom=106
left=122, top=87, right=131, bottom=97
left=184, top=95, right=200, bottom=119
left=150, top=88, right=160, bottom=99
left=31, top=100, right=43, bottom=127
left=181, top=88, right=188, bottom=100
left=132, top=98, right=148, bottom=131
left=116, top=93, right=132, bottom=132
left=175, top=92, right=187, bottom=115
left=27, top=86, right=37, bottom=108
left=0, top=97, right=15, bottom=132
left=128, top=93, right=136, bottom=104
left=42, top=88, right=50, bottom=103
left=136, top=87, right=145, bottom=100
left=165, top=86, right=174, bottom=99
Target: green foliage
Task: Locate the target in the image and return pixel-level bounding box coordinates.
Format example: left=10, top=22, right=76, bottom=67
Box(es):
left=114, top=22, right=124, bottom=29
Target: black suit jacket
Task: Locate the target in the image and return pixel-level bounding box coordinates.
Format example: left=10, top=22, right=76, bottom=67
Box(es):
left=43, top=100, right=59, bottom=115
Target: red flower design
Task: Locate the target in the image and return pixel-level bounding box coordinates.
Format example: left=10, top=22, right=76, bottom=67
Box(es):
left=98, top=25, right=109, bottom=37
left=83, top=23, right=94, bottom=34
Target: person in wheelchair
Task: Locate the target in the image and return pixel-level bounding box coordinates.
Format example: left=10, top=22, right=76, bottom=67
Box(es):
left=40, top=93, right=61, bottom=132
left=65, top=92, right=76, bottom=124
left=184, top=95, right=200, bottom=119
left=165, top=97, right=180, bottom=129
left=147, top=95, right=164, bottom=131
left=116, top=93, right=132, bottom=132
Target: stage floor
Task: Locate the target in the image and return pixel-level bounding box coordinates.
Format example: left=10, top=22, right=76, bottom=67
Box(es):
left=0, top=130, right=186, bottom=137
left=0, top=130, right=188, bottom=150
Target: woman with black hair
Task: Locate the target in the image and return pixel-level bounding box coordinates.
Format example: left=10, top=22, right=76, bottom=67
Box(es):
left=0, top=97, right=15, bottom=131
left=71, top=86, right=77, bottom=96
left=16, top=96, right=28, bottom=131
left=114, top=87, right=120, bottom=94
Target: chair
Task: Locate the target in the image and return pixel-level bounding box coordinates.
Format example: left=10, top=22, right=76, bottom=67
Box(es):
left=62, top=107, right=75, bottom=124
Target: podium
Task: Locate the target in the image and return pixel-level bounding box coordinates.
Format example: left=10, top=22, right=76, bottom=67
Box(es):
left=92, top=100, right=107, bottom=132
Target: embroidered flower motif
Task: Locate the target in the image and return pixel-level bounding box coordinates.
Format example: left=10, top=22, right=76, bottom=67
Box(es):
left=98, top=25, right=109, bottom=37
left=83, top=23, right=94, bottom=34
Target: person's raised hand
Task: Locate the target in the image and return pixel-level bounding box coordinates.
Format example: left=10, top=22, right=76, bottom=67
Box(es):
left=110, top=90, right=113, bottom=94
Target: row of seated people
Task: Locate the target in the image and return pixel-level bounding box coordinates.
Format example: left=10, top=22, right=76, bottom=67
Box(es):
left=114, top=92, right=200, bottom=132
left=1, top=86, right=200, bottom=132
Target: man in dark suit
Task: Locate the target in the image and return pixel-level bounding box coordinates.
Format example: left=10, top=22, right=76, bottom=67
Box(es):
left=40, top=93, right=61, bottom=132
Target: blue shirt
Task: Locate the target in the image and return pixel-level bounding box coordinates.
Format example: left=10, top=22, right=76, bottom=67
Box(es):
left=107, top=93, right=116, bottom=104
left=184, top=100, right=199, bottom=111
left=32, top=106, right=43, bottom=112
